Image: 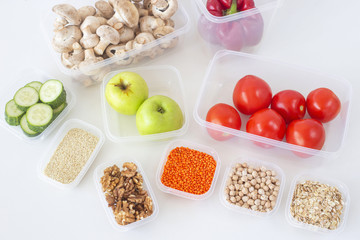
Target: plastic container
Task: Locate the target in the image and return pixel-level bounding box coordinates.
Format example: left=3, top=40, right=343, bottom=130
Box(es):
left=94, top=157, right=159, bottom=232
left=100, top=65, right=188, bottom=143
left=193, top=0, right=281, bottom=54
left=0, top=68, right=76, bottom=143
left=220, top=157, right=285, bottom=218
left=42, top=0, right=191, bottom=87
left=285, top=173, right=350, bottom=234
left=156, top=139, right=221, bottom=200
left=194, top=50, right=352, bottom=159
left=38, top=119, right=105, bottom=190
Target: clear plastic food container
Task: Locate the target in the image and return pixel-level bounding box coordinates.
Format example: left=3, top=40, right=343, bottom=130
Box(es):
left=42, top=0, right=191, bottom=87
left=0, top=68, right=76, bottom=143
left=220, top=157, right=285, bottom=218
left=93, top=157, right=159, bottom=232
left=100, top=65, right=188, bottom=143
left=193, top=0, right=281, bottom=54
left=194, top=50, right=352, bottom=159
left=38, top=119, right=105, bottom=190
left=285, top=173, right=350, bottom=234
left=156, top=139, right=221, bottom=200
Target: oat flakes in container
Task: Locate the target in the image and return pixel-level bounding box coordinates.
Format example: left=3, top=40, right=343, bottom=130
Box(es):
left=38, top=119, right=105, bottom=189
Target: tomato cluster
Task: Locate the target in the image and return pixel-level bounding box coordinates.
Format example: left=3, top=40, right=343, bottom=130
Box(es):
left=206, top=75, right=341, bottom=154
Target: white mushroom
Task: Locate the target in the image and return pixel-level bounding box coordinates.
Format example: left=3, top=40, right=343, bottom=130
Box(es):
left=153, top=26, right=178, bottom=48
left=143, top=0, right=153, bottom=15
left=118, top=26, right=135, bottom=43
left=52, top=25, right=82, bottom=53
left=139, top=16, right=165, bottom=33
left=105, top=44, right=133, bottom=65
left=61, top=42, right=85, bottom=69
left=151, top=0, right=178, bottom=20
left=97, top=16, right=108, bottom=25
left=107, top=0, right=139, bottom=29
left=77, top=6, right=96, bottom=21
left=132, top=32, right=155, bottom=53
left=164, top=19, right=175, bottom=27
left=80, top=16, right=101, bottom=49
left=94, top=25, right=120, bottom=55
left=95, top=0, right=114, bottom=19
left=52, top=4, right=82, bottom=31
left=79, top=48, right=104, bottom=75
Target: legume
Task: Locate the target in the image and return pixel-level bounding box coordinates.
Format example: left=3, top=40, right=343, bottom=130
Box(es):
left=161, top=147, right=217, bottom=195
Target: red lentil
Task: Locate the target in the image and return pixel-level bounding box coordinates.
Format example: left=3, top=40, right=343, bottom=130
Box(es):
left=161, top=146, right=217, bottom=195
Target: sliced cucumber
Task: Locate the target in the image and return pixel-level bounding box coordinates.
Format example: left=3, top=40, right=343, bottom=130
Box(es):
left=5, top=99, right=25, bottom=126
left=39, top=79, right=66, bottom=109
left=53, top=102, right=67, bottom=119
left=25, top=81, right=43, bottom=92
left=20, top=114, right=41, bottom=137
left=26, top=103, right=53, bottom=132
left=14, top=86, right=39, bottom=111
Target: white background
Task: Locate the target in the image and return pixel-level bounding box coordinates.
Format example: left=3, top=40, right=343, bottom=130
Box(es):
left=1, top=0, right=360, bottom=239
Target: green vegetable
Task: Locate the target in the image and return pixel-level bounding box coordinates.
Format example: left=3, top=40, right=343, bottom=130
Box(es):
left=5, top=99, right=25, bottom=126
left=39, top=79, right=66, bottom=109
left=14, top=86, right=39, bottom=111
left=20, top=114, right=40, bottom=137
left=53, top=102, right=67, bottom=119
left=26, top=103, right=53, bottom=132
left=25, top=81, right=43, bottom=92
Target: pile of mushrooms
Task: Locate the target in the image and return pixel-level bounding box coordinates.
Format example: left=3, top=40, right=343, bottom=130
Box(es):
left=51, top=0, right=179, bottom=86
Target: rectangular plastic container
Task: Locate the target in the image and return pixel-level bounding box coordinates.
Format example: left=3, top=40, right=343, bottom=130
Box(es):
left=100, top=65, right=188, bottom=143
left=156, top=139, right=221, bottom=200
left=285, top=173, right=350, bottom=234
left=193, top=0, right=281, bottom=54
left=42, top=0, right=191, bottom=87
left=194, top=50, right=352, bottom=159
left=38, top=119, right=105, bottom=190
left=0, top=68, right=75, bottom=143
left=93, top=157, right=159, bottom=232
left=220, top=157, right=285, bottom=218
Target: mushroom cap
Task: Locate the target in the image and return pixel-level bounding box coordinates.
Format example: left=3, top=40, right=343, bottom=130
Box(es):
left=78, top=6, right=96, bottom=21
left=140, top=16, right=165, bottom=33
left=81, top=16, right=101, bottom=33
left=52, top=4, right=82, bottom=25
left=133, top=32, right=155, bottom=48
left=96, top=25, right=120, bottom=44
left=80, top=33, right=100, bottom=49
left=95, top=0, right=114, bottom=19
left=113, top=0, right=139, bottom=28
left=151, top=0, right=178, bottom=20
left=52, top=25, right=82, bottom=53
left=153, top=26, right=174, bottom=38
left=105, top=44, right=126, bottom=58
left=118, top=26, right=135, bottom=43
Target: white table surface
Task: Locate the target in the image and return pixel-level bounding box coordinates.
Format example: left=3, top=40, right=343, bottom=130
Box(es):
left=1, top=0, right=360, bottom=239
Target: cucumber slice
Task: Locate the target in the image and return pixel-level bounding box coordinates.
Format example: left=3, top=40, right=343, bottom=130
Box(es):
left=25, top=81, right=43, bottom=92
left=53, top=102, right=67, bottom=119
left=20, top=114, right=41, bottom=137
left=26, top=103, right=53, bottom=132
left=14, top=86, right=39, bottom=111
left=5, top=99, right=25, bottom=126
left=39, top=79, right=66, bottom=109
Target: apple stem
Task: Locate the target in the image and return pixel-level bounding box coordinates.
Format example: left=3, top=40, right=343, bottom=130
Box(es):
left=157, top=107, right=165, bottom=114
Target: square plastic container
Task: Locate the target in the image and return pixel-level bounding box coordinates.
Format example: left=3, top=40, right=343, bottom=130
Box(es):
left=0, top=68, right=76, bottom=143
left=156, top=139, right=221, bottom=200
left=285, top=173, right=350, bottom=234
left=193, top=0, right=281, bottom=54
left=93, top=157, right=159, bottom=232
left=42, top=0, right=191, bottom=87
left=38, top=119, right=105, bottom=190
left=100, top=65, right=188, bottom=143
left=220, top=157, right=285, bottom=218
left=194, top=50, right=352, bottom=159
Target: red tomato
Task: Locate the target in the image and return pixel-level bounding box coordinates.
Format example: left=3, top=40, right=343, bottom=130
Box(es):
left=233, top=75, right=272, bottom=115
left=271, top=90, right=306, bottom=124
left=246, top=109, right=286, bottom=144
left=286, top=119, right=325, bottom=151
left=206, top=103, right=242, bottom=141
left=306, top=88, right=341, bottom=123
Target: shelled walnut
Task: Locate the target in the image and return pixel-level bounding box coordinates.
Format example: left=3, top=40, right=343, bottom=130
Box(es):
left=51, top=0, right=179, bottom=86
left=100, top=162, right=154, bottom=225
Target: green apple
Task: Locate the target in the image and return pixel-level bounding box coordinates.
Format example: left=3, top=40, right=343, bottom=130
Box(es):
left=136, top=95, right=184, bottom=135
left=105, top=71, right=148, bottom=115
